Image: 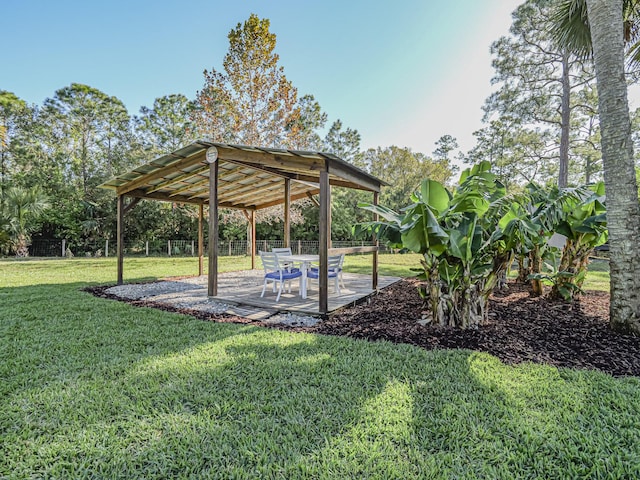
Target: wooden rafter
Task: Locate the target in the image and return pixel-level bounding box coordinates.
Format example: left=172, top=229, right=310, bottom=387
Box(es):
left=146, top=164, right=209, bottom=194
left=116, top=152, right=206, bottom=196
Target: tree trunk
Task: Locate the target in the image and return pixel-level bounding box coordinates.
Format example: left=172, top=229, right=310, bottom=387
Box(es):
left=517, top=251, right=531, bottom=283
left=558, top=50, right=571, bottom=188
left=585, top=117, right=596, bottom=184
left=550, top=238, right=593, bottom=300
left=420, top=254, right=441, bottom=323
left=435, top=287, right=488, bottom=329
left=587, top=0, right=640, bottom=334
left=433, top=267, right=490, bottom=329
left=14, top=233, right=29, bottom=257
left=530, top=245, right=544, bottom=296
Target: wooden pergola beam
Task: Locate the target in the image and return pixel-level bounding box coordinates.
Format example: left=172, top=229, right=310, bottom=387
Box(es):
left=306, top=192, right=320, bottom=206
left=327, top=159, right=381, bottom=193
left=254, top=190, right=320, bottom=210
left=250, top=210, right=256, bottom=269
left=116, top=196, right=142, bottom=285
left=117, top=195, right=124, bottom=285
left=218, top=147, right=325, bottom=173
left=318, top=170, right=330, bottom=314
left=126, top=188, right=206, bottom=205
left=198, top=204, right=204, bottom=276
left=207, top=157, right=219, bottom=297
left=122, top=197, right=141, bottom=216
left=284, top=178, right=291, bottom=247
left=124, top=188, right=258, bottom=210
left=223, top=158, right=374, bottom=191
left=373, top=191, right=379, bottom=290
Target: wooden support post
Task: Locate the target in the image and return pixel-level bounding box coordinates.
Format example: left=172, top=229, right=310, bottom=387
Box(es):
left=198, top=204, right=204, bottom=276
left=105, top=239, right=109, bottom=258
left=117, top=195, right=124, bottom=285
left=284, top=178, right=291, bottom=248
left=319, top=171, right=330, bottom=314
left=145, top=241, right=149, bottom=257
left=61, top=239, right=66, bottom=257
left=306, top=192, right=320, bottom=207
left=207, top=157, right=219, bottom=297
left=250, top=210, right=256, bottom=270
left=373, top=191, right=379, bottom=290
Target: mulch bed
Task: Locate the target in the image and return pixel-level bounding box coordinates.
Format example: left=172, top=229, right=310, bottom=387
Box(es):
left=308, top=279, right=640, bottom=378
left=86, top=279, right=640, bottom=377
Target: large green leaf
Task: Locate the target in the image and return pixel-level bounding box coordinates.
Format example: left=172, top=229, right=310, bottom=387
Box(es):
left=555, top=220, right=574, bottom=239
left=574, top=213, right=607, bottom=234
left=451, top=193, right=490, bottom=216
left=447, top=216, right=477, bottom=262
left=401, top=204, right=448, bottom=254
left=447, top=229, right=468, bottom=260
left=420, top=179, right=450, bottom=214
left=358, top=202, right=403, bottom=225
left=459, top=160, right=492, bottom=184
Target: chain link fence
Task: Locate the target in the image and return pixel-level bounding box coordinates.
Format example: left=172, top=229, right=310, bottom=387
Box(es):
left=28, top=238, right=391, bottom=258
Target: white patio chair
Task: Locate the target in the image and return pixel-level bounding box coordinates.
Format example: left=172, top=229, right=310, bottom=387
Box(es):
left=309, top=254, right=345, bottom=289
left=272, top=247, right=299, bottom=270
left=307, top=254, right=344, bottom=295
left=259, top=251, right=302, bottom=302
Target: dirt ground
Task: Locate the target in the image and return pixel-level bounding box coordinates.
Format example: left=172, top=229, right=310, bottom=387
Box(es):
left=87, top=278, right=640, bottom=377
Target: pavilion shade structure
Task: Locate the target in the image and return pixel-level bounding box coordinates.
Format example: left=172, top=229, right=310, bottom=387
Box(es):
left=100, top=141, right=384, bottom=211
left=101, top=140, right=387, bottom=314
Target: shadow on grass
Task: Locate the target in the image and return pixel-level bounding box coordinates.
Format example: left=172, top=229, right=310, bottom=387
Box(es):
left=1, top=281, right=640, bottom=478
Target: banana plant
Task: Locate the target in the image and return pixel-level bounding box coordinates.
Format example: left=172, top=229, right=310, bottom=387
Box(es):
left=358, top=162, right=531, bottom=329
left=544, top=181, right=607, bottom=300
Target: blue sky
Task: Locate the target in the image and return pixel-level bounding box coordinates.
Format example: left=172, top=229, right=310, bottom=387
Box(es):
left=2, top=0, right=523, bottom=158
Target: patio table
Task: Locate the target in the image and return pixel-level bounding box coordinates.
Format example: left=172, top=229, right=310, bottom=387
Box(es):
left=277, top=254, right=319, bottom=299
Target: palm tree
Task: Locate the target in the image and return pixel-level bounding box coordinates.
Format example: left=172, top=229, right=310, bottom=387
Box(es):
left=2, top=187, right=49, bottom=257
left=0, top=210, right=11, bottom=255
left=554, top=0, right=640, bottom=335
left=554, top=0, right=640, bottom=66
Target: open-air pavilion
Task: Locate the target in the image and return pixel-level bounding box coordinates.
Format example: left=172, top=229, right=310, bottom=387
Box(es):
left=100, top=140, right=394, bottom=315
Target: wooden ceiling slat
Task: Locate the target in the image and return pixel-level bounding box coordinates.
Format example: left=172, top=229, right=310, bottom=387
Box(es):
left=146, top=164, right=210, bottom=194
left=189, top=174, right=279, bottom=201
left=230, top=181, right=319, bottom=208
left=116, top=152, right=206, bottom=196
left=165, top=166, right=249, bottom=197
left=221, top=158, right=370, bottom=191
left=224, top=180, right=286, bottom=205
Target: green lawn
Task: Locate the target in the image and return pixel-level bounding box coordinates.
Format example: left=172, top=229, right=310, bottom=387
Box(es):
left=2, top=257, right=638, bottom=478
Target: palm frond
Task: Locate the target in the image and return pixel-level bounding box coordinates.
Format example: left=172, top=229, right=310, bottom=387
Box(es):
left=552, top=0, right=592, bottom=60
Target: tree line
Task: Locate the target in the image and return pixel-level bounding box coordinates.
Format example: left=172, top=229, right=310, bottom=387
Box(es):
left=0, top=14, right=457, bottom=256
left=2, top=2, right=640, bottom=258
